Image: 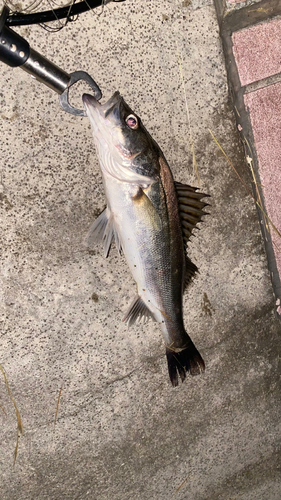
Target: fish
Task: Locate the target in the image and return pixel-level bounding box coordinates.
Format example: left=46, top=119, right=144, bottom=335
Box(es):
left=83, top=91, right=209, bottom=387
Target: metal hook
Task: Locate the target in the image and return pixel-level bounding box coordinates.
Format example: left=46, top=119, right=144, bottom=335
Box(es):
left=59, top=71, right=102, bottom=116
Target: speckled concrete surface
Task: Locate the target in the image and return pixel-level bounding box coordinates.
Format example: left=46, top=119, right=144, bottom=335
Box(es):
left=1, top=1, right=281, bottom=499
left=233, top=18, right=281, bottom=86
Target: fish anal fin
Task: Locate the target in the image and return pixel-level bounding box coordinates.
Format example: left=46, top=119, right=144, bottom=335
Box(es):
left=175, top=181, right=210, bottom=244
left=84, top=207, right=122, bottom=257
left=123, top=295, right=156, bottom=327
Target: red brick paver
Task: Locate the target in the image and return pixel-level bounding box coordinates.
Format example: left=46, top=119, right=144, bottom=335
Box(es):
left=244, top=82, right=281, bottom=293
left=233, top=18, right=281, bottom=85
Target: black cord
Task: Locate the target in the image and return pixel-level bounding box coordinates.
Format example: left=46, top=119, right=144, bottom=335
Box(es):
left=6, top=0, right=125, bottom=27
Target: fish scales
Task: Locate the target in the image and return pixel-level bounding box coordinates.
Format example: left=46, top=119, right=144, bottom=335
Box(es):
left=83, top=91, right=208, bottom=386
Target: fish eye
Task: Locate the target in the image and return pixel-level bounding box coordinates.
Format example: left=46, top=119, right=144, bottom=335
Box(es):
left=126, top=114, right=138, bottom=130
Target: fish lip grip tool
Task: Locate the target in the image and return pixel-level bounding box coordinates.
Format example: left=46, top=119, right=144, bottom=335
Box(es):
left=0, top=5, right=102, bottom=116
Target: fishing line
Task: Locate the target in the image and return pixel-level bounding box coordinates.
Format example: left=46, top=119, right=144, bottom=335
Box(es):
left=4, top=0, right=124, bottom=29
left=177, top=41, right=200, bottom=187
left=83, top=0, right=106, bottom=18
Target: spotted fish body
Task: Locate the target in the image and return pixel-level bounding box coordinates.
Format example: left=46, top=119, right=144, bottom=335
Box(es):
left=83, top=92, right=208, bottom=386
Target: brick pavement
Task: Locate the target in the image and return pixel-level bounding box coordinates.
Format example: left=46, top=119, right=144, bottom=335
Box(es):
left=215, top=0, right=281, bottom=319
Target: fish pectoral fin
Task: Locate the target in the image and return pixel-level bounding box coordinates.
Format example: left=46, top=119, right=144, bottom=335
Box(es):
left=123, top=295, right=156, bottom=327
left=175, top=181, right=210, bottom=244
left=84, top=207, right=122, bottom=257
left=84, top=208, right=108, bottom=248
left=134, top=188, right=162, bottom=230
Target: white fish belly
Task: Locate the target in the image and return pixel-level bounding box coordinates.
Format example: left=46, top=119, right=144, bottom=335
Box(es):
left=104, top=173, right=171, bottom=327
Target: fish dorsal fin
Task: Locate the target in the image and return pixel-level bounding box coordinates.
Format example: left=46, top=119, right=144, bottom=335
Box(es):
left=175, top=182, right=209, bottom=289
left=175, top=181, right=209, bottom=244
left=123, top=295, right=156, bottom=327
left=185, top=256, right=198, bottom=288
left=84, top=207, right=122, bottom=257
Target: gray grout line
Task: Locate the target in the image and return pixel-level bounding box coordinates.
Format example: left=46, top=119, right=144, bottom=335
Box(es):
left=244, top=72, right=281, bottom=94
left=215, top=0, right=281, bottom=32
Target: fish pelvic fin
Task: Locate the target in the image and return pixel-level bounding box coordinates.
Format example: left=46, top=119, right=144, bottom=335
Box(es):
left=166, top=341, right=205, bottom=387
left=123, top=295, right=156, bottom=327
left=84, top=207, right=122, bottom=257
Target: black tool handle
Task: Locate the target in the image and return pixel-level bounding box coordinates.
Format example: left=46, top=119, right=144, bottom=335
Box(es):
left=0, top=6, right=30, bottom=67
left=0, top=6, right=102, bottom=115
left=0, top=6, right=70, bottom=94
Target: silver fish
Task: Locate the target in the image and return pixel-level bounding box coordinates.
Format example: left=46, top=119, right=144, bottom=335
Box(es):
left=83, top=91, right=208, bottom=386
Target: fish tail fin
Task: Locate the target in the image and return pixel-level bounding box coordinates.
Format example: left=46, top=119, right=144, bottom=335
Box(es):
left=166, top=341, right=205, bottom=387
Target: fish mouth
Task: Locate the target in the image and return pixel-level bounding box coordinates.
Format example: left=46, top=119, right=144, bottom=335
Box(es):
left=82, top=93, right=99, bottom=109
left=82, top=91, right=121, bottom=117
left=83, top=91, right=126, bottom=164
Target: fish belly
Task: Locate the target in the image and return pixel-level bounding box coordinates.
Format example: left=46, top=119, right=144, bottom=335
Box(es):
left=104, top=172, right=186, bottom=349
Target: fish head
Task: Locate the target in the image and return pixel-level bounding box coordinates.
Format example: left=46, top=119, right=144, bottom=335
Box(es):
left=83, top=92, right=160, bottom=184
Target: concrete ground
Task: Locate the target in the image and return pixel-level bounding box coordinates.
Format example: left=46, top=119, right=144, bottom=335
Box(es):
left=1, top=0, right=281, bottom=499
